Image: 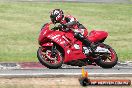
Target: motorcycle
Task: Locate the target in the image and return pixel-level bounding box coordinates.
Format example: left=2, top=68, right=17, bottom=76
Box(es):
left=37, top=22, right=118, bottom=69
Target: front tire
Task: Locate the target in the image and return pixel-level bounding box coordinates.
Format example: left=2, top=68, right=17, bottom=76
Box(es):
left=95, top=44, right=118, bottom=68
left=37, top=47, right=63, bottom=69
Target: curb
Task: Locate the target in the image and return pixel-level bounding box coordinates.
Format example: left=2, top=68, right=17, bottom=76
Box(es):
left=0, top=62, right=132, bottom=78
left=0, top=61, right=132, bottom=69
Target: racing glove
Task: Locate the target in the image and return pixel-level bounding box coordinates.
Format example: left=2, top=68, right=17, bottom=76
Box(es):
left=58, top=24, right=69, bottom=32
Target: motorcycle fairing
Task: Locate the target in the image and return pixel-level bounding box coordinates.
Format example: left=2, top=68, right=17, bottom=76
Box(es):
left=64, top=41, right=87, bottom=62
left=41, top=42, right=53, bottom=47
left=46, top=31, right=87, bottom=63
left=38, top=24, right=52, bottom=45
left=88, top=30, right=108, bottom=42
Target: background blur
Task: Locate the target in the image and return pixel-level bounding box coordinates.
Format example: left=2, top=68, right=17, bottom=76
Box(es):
left=0, top=0, right=132, bottom=62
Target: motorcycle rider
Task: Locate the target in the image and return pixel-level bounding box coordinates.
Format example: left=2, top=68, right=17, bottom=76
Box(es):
left=50, top=9, right=95, bottom=51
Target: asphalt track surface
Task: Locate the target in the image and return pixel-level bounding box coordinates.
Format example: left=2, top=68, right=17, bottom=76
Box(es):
left=0, top=62, right=132, bottom=77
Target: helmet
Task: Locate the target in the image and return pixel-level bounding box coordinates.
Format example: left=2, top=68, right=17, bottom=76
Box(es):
left=50, top=9, right=64, bottom=24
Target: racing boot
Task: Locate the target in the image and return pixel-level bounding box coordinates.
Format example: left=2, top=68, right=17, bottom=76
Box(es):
left=74, top=32, right=96, bottom=52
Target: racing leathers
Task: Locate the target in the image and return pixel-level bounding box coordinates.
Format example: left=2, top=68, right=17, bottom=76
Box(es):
left=59, top=15, right=92, bottom=48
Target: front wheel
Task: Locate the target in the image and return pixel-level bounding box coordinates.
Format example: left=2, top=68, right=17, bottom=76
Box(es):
left=95, top=43, right=118, bottom=68
left=37, top=46, right=63, bottom=69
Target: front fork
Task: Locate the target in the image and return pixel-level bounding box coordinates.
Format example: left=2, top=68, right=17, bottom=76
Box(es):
left=51, top=44, right=57, bottom=57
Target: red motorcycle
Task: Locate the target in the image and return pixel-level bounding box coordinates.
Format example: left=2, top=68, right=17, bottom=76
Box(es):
left=37, top=22, right=118, bottom=69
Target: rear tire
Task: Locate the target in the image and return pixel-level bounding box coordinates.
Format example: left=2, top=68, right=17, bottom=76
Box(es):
left=37, top=47, right=63, bottom=69
left=95, top=44, right=118, bottom=68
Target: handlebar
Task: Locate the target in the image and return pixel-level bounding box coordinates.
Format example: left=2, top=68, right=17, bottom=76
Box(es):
left=51, top=26, right=59, bottom=31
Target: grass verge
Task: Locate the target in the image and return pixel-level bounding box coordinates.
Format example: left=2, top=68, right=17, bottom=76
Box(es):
left=0, top=2, right=131, bottom=62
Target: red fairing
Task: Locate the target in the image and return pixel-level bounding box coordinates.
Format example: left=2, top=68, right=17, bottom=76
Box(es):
left=38, top=23, right=51, bottom=45
left=46, top=29, right=87, bottom=62
left=38, top=22, right=118, bottom=69
left=88, top=30, right=108, bottom=42
left=41, top=42, right=53, bottom=47
left=38, top=23, right=108, bottom=63
left=38, top=23, right=87, bottom=63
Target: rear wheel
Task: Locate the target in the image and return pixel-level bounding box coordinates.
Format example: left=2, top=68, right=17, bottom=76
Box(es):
left=37, top=46, right=63, bottom=69
left=95, top=43, right=118, bottom=68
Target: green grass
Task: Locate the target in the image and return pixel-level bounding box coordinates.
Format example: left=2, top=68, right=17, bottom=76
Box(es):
left=0, top=2, right=132, bottom=62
